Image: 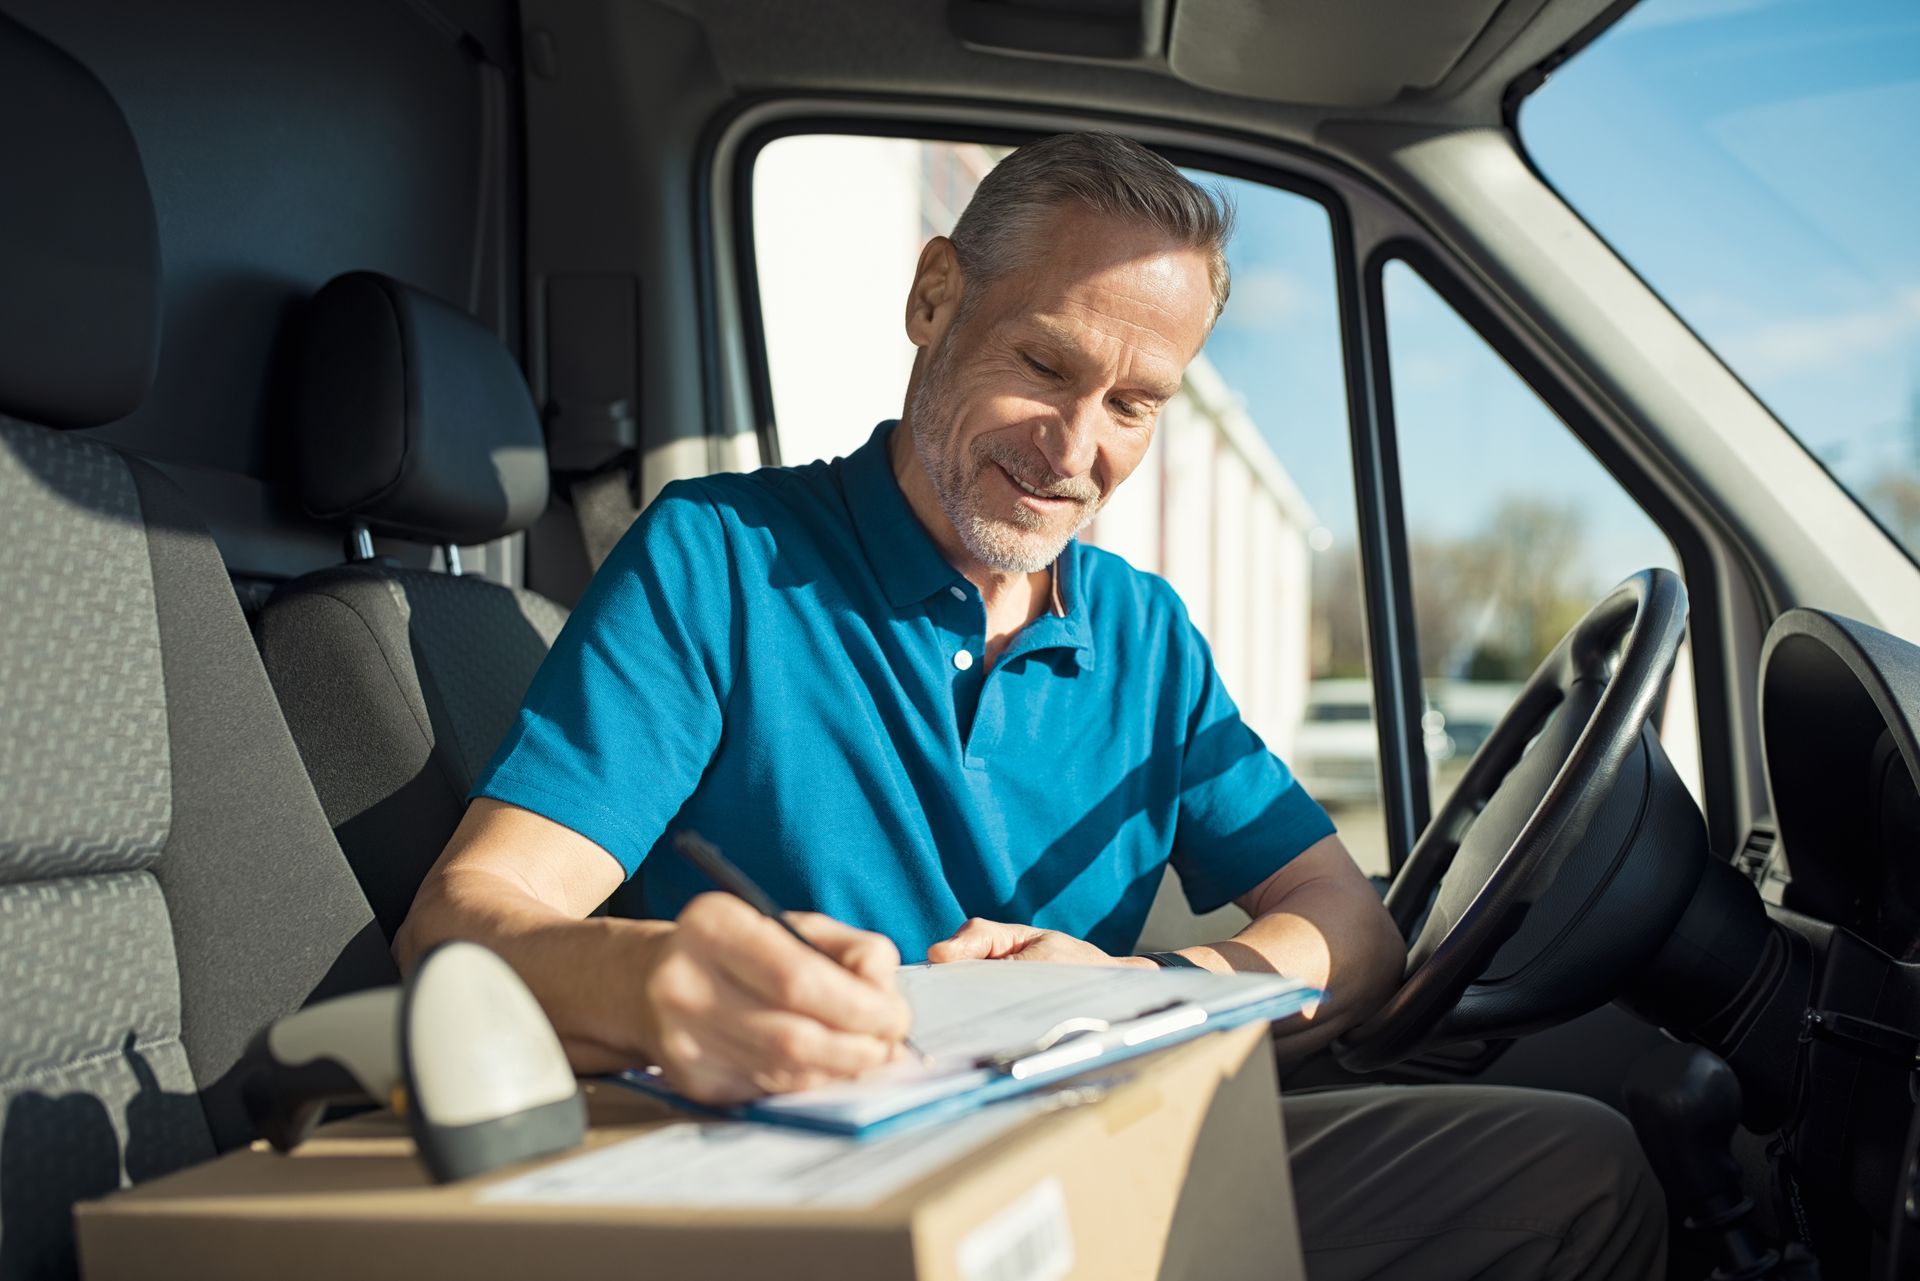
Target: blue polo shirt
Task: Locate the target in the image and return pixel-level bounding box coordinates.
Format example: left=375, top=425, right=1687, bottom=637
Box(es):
left=473, top=422, right=1334, bottom=962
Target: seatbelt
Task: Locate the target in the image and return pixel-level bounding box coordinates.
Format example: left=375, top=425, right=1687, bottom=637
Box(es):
left=567, top=461, right=639, bottom=570
left=543, top=274, right=644, bottom=572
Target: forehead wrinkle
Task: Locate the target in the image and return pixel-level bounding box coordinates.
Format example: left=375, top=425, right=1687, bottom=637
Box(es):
left=1036, top=289, right=1184, bottom=341
left=1103, top=287, right=1183, bottom=326
left=1048, top=234, right=1213, bottom=328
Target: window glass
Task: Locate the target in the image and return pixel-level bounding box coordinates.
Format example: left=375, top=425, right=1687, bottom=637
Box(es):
left=1383, top=260, right=1702, bottom=806
left=752, top=137, right=1391, bottom=909
left=1523, top=0, right=1920, bottom=563
left=753, top=136, right=938, bottom=467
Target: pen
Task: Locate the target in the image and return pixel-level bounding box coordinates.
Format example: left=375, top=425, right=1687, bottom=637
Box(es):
left=670, top=831, right=930, bottom=1062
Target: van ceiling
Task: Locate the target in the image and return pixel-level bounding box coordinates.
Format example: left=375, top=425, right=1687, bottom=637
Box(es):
left=650, top=0, right=1626, bottom=136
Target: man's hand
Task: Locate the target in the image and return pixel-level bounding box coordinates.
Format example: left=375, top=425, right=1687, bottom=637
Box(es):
left=639, top=893, right=914, bottom=1104
left=400, top=803, right=918, bottom=1104
left=926, top=917, right=1150, bottom=967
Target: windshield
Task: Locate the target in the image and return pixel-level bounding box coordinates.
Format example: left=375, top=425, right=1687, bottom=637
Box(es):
left=1522, top=0, right=1920, bottom=564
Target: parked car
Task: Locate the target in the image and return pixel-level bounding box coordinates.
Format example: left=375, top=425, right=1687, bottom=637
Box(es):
left=1292, top=679, right=1452, bottom=807
left=1426, top=679, right=1528, bottom=760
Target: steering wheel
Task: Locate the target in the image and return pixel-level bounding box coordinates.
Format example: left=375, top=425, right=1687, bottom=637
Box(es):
left=1334, top=568, right=1702, bottom=1072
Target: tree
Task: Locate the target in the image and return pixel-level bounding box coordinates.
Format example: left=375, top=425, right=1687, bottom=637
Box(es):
left=1862, top=378, right=1920, bottom=550
left=1310, top=543, right=1368, bottom=678
left=1310, top=497, right=1592, bottom=683
left=1867, top=472, right=1920, bottom=548
left=1479, top=498, right=1589, bottom=672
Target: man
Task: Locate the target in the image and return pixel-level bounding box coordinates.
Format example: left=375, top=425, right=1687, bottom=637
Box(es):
left=395, top=133, right=1665, bottom=1279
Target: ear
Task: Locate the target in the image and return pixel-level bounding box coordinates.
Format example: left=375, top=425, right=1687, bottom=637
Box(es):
left=904, top=236, right=963, bottom=351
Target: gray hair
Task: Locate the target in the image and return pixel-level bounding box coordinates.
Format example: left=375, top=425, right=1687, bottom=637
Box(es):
left=948, top=132, right=1235, bottom=327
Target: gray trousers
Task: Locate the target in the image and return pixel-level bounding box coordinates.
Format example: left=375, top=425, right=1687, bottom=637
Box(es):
left=1284, top=1085, right=1668, bottom=1281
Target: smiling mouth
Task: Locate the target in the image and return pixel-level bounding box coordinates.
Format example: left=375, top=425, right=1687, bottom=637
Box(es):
left=995, top=463, right=1078, bottom=506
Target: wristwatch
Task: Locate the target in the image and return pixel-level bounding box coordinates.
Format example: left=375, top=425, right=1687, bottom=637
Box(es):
left=1138, top=950, right=1203, bottom=969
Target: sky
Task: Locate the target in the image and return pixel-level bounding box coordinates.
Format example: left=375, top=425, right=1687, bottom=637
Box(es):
left=1192, top=174, right=1679, bottom=591
left=1526, top=0, right=1920, bottom=512
left=1193, top=0, right=1920, bottom=584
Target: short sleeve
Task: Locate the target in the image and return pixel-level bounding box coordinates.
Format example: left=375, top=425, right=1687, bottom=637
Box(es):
left=1167, top=612, right=1336, bottom=915
left=471, top=479, right=735, bottom=876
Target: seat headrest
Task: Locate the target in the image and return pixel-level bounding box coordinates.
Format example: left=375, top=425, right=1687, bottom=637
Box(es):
left=294, top=273, right=549, bottom=546
left=0, top=14, right=162, bottom=428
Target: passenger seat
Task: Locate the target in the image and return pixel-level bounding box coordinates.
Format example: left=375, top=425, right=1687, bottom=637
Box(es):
left=0, top=18, right=396, bottom=1277
left=257, top=273, right=569, bottom=941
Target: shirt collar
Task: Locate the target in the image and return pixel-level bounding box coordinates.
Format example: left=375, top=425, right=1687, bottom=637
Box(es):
left=841, top=420, right=1095, bottom=669
left=842, top=421, right=967, bottom=609
left=1004, top=540, right=1096, bottom=670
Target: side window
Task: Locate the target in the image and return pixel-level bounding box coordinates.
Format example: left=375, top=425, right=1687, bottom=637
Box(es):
left=1381, top=260, right=1703, bottom=805
left=750, top=137, right=1394, bottom=924
left=752, top=136, right=942, bottom=467
left=1094, top=175, right=1379, bottom=908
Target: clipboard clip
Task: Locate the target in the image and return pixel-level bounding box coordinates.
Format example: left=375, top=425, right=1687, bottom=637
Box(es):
left=979, top=1000, right=1210, bottom=1080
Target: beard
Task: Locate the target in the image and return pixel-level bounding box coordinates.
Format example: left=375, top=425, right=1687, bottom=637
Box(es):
left=906, top=325, right=1104, bottom=575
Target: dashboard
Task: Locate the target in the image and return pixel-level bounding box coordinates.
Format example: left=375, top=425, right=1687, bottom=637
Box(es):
left=1762, top=611, right=1920, bottom=960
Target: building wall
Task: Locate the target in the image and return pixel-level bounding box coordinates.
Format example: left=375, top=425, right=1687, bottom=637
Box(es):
left=753, top=136, right=925, bottom=465
left=1085, top=358, right=1314, bottom=761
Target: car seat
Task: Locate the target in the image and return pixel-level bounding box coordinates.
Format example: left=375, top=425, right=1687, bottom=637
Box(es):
left=0, top=17, right=396, bottom=1277
left=256, top=272, right=570, bottom=941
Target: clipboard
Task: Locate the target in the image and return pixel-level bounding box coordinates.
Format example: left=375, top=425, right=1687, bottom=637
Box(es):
left=606, top=962, right=1319, bottom=1140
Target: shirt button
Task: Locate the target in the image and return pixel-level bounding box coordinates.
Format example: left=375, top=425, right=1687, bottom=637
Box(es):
left=949, top=586, right=967, bottom=601
left=953, top=648, right=975, bottom=672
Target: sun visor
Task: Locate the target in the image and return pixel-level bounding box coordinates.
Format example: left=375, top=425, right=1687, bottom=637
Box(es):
left=947, top=0, right=1170, bottom=65
left=1166, top=0, right=1510, bottom=107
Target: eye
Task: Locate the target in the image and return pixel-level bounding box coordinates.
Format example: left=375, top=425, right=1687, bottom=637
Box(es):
left=1110, top=398, right=1145, bottom=421
left=1022, top=353, right=1060, bottom=380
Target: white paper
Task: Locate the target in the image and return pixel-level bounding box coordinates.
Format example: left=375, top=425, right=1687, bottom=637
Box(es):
left=898, top=960, right=1302, bottom=1062
left=745, top=961, right=1311, bottom=1129
left=480, top=1097, right=1046, bottom=1210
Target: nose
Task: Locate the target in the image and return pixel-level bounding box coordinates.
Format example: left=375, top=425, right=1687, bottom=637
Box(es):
left=1034, top=396, right=1101, bottom=480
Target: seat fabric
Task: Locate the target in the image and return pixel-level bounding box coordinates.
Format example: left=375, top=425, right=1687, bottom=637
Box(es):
left=259, top=269, right=569, bottom=939
left=0, top=14, right=395, bottom=1276
left=258, top=565, right=569, bottom=939
left=0, top=423, right=397, bottom=1280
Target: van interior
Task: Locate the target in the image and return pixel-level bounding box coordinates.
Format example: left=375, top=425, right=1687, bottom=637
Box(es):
left=2, top=1, right=1919, bottom=1278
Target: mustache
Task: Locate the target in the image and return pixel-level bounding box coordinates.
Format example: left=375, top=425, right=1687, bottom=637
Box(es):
left=973, top=438, right=1100, bottom=505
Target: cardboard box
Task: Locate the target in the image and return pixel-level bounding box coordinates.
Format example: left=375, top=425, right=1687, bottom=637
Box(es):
left=78, top=1023, right=1301, bottom=1281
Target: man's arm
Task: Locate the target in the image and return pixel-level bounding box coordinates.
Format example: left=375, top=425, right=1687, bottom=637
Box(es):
left=1156, top=835, right=1404, bottom=1059
left=395, top=798, right=913, bottom=1102
left=928, top=835, right=1404, bottom=1063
